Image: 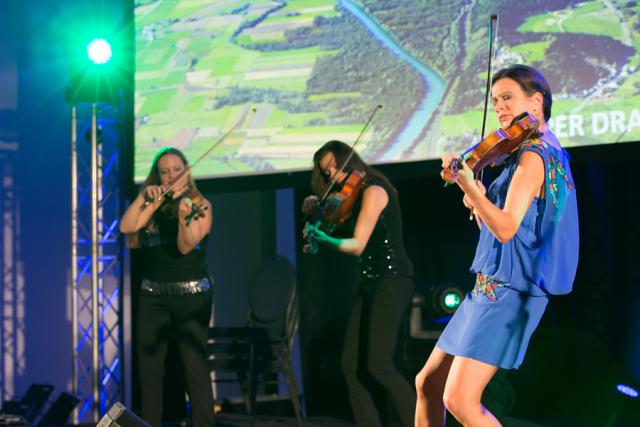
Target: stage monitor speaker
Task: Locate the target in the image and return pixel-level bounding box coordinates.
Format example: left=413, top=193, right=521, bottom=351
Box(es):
left=97, top=403, right=150, bottom=427
left=36, top=392, right=80, bottom=427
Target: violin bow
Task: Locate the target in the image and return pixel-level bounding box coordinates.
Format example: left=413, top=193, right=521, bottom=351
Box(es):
left=141, top=106, right=256, bottom=209
left=319, top=104, right=382, bottom=202
left=480, top=14, right=499, bottom=148
left=466, top=14, right=498, bottom=219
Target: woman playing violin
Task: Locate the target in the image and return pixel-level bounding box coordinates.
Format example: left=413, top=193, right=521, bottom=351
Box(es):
left=415, top=65, right=579, bottom=426
left=120, top=147, right=215, bottom=427
left=304, top=140, right=415, bottom=427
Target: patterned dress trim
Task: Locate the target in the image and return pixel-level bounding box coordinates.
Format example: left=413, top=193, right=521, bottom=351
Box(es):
left=519, top=138, right=544, bottom=151
left=547, top=153, right=576, bottom=209
left=518, top=138, right=576, bottom=210
left=472, top=273, right=507, bottom=302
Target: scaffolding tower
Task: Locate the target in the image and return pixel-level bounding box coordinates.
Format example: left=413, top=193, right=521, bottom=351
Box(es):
left=70, top=101, right=124, bottom=423
left=0, top=145, right=25, bottom=402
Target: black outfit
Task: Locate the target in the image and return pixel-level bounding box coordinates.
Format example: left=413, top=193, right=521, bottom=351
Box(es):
left=341, top=176, right=415, bottom=427
left=137, top=208, right=215, bottom=427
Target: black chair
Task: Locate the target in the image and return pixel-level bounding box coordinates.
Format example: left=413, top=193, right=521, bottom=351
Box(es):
left=35, top=392, right=80, bottom=427
left=208, top=255, right=303, bottom=425
left=0, top=383, right=54, bottom=424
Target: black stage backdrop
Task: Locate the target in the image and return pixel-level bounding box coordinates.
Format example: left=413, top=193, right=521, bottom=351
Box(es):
left=127, top=144, right=640, bottom=426
left=296, top=144, right=640, bottom=427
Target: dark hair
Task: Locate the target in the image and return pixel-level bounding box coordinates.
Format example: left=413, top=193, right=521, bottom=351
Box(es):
left=492, top=64, right=552, bottom=122
left=311, top=140, right=396, bottom=196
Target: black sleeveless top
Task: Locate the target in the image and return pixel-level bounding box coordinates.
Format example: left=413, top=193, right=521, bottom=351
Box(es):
left=351, top=176, right=414, bottom=282
left=138, top=208, right=209, bottom=282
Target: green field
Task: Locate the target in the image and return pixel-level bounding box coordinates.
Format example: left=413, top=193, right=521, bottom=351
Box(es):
left=135, top=0, right=640, bottom=180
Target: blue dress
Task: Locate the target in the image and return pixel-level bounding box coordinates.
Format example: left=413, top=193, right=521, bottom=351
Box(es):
left=436, top=131, right=579, bottom=369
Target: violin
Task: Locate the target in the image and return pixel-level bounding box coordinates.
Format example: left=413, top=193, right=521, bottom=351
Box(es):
left=305, top=170, right=367, bottom=254
left=314, top=170, right=367, bottom=233
left=149, top=183, right=208, bottom=225
left=180, top=186, right=208, bottom=225
left=443, top=112, right=540, bottom=181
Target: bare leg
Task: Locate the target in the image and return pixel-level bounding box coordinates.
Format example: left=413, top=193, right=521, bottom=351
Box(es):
left=443, top=356, right=501, bottom=427
left=414, top=347, right=454, bottom=427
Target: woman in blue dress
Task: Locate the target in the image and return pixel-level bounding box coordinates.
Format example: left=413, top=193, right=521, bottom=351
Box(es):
left=415, top=65, right=579, bottom=426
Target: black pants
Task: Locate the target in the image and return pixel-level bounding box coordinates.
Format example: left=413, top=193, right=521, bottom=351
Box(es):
left=137, top=289, right=215, bottom=427
left=341, top=276, right=415, bottom=427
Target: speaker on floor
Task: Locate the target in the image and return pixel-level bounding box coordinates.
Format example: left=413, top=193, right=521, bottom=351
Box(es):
left=36, top=392, right=80, bottom=427
left=97, top=403, right=150, bottom=427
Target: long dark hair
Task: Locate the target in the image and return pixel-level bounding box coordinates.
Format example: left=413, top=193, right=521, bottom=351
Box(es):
left=492, top=64, right=553, bottom=122
left=310, top=140, right=396, bottom=196
left=128, top=147, right=196, bottom=247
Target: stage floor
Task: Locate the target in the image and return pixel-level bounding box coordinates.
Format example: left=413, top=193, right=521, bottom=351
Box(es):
left=215, top=414, right=550, bottom=427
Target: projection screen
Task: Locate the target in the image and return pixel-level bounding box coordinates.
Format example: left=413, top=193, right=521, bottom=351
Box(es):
left=135, top=0, right=640, bottom=180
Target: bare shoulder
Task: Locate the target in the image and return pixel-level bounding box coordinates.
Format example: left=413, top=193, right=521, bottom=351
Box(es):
left=363, top=184, right=389, bottom=208
left=517, top=150, right=545, bottom=172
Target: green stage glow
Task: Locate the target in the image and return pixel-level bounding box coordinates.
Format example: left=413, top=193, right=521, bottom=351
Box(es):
left=87, top=39, right=112, bottom=65
left=443, top=292, right=462, bottom=310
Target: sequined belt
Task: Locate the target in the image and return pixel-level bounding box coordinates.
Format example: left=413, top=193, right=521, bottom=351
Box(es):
left=472, top=273, right=507, bottom=302
left=140, top=278, right=212, bottom=296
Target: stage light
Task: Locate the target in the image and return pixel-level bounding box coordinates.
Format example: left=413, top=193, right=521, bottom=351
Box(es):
left=409, top=284, right=465, bottom=339
left=87, top=38, right=112, bottom=65
left=435, top=286, right=464, bottom=315
left=616, top=384, right=639, bottom=398
left=443, top=291, right=462, bottom=310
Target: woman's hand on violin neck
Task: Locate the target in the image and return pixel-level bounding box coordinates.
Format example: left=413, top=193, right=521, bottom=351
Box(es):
left=301, top=195, right=319, bottom=215
left=302, top=221, right=313, bottom=239
left=304, top=223, right=327, bottom=242
left=440, top=153, right=476, bottom=191
left=178, top=197, right=210, bottom=223
left=441, top=154, right=459, bottom=184
left=441, top=153, right=459, bottom=170
left=301, top=222, right=321, bottom=255
left=178, top=197, right=194, bottom=221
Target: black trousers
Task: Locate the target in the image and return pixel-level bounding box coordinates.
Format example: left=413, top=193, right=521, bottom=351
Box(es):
left=341, top=276, right=415, bottom=427
left=137, top=289, right=215, bottom=427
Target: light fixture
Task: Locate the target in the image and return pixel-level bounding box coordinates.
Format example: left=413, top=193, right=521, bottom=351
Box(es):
left=86, top=38, right=112, bottom=65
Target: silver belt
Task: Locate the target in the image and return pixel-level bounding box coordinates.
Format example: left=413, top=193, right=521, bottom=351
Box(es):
left=140, top=278, right=212, bottom=296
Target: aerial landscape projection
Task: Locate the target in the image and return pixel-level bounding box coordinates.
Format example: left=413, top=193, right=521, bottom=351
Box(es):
left=135, top=0, right=640, bottom=179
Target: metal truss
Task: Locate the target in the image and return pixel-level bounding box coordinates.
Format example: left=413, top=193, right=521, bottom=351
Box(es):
left=71, top=102, right=124, bottom=423
left=0, top=150, right=26, bottom=402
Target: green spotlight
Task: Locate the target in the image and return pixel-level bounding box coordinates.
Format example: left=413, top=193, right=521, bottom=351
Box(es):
left=87, top=38, right=112, bottom=65
left=431, top=285, right=464, bottom=315
left=443, top=292, right=462, bottom=310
